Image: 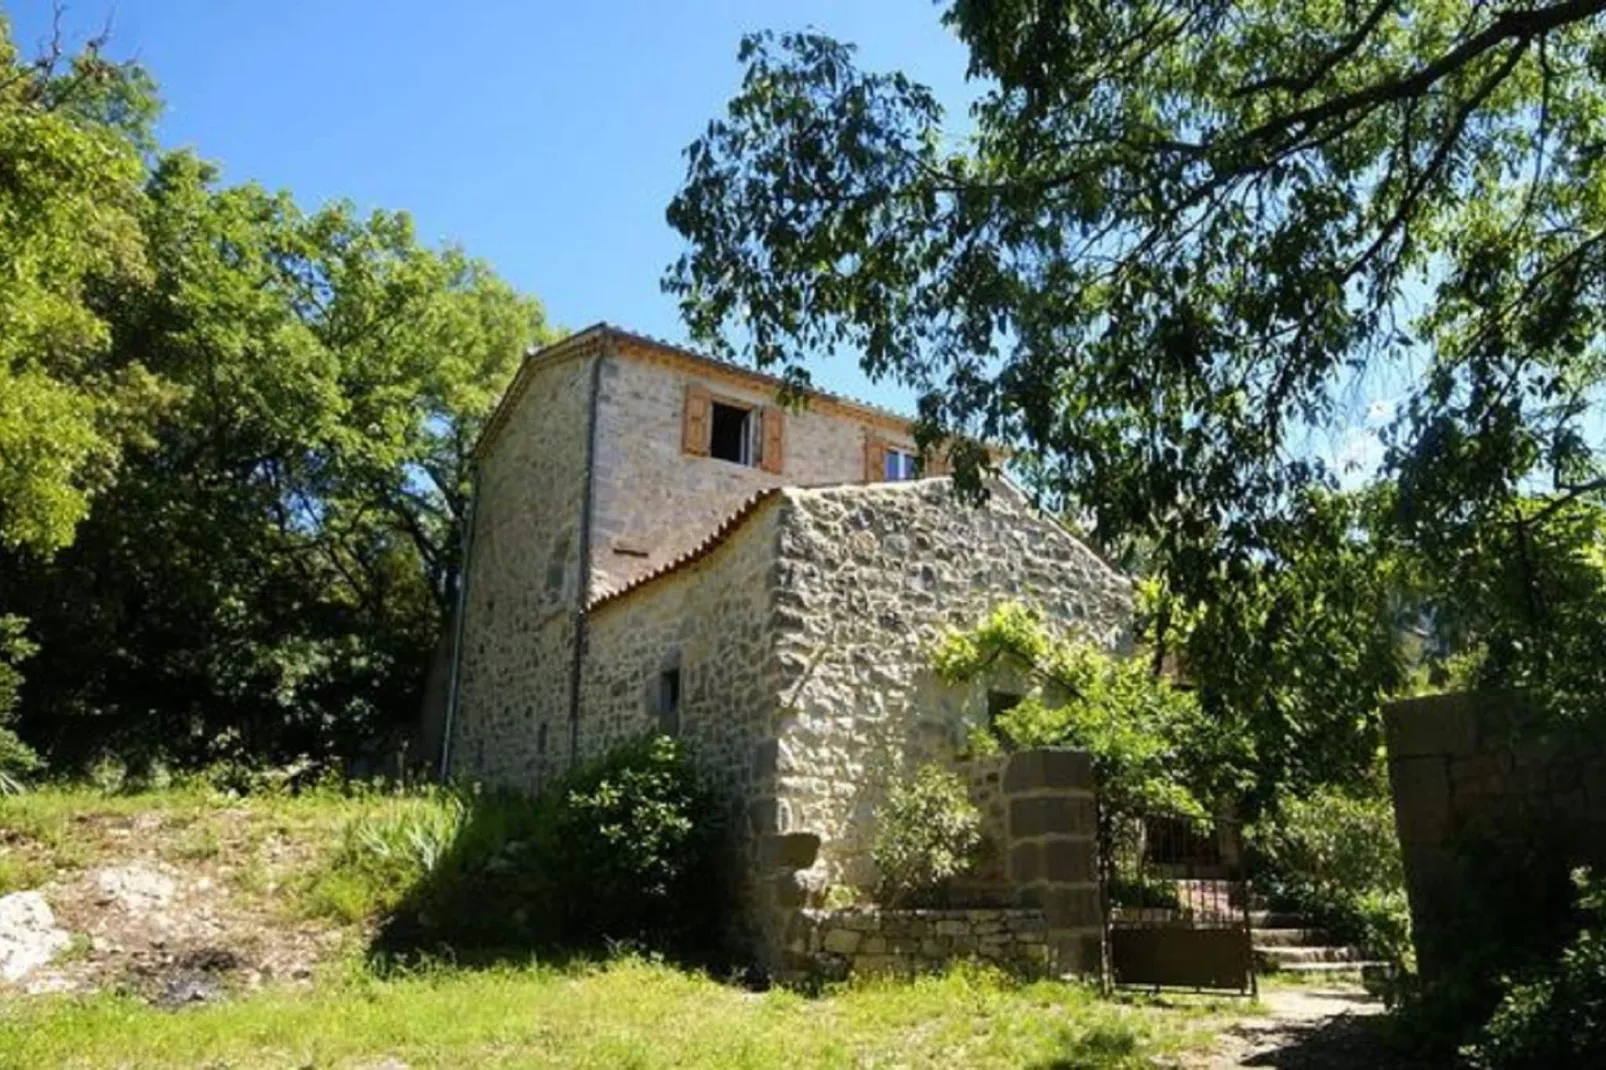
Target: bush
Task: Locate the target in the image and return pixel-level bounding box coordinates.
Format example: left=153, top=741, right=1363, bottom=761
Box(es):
left=1247, top=774, right=1411, bottom=963
left=365, top=735, right=729, bottom=963
left=872, top=764, right=982, bottom=906
left=544, top=734, right=727, bottom=948
left=1464, top=869, right=1606, bottom=1070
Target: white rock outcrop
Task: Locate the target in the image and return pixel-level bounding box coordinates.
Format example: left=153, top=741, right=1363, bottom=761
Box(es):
left=0, top=891, right=71, bottom=982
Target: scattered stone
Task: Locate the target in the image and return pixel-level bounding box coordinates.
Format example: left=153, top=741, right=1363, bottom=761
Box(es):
left=95, top=864, right=178, bottom=912
left=155, top=973, right=223, bottom=1008
left=0, top=891, right=72, bottom=983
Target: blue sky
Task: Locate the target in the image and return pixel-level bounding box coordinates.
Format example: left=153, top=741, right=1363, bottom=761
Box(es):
left=9, top=0, right=975, bottom=415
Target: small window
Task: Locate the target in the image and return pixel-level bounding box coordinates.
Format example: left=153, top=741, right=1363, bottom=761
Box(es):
left=884, top=448, right=918, bottom=481
left=658, top=669, right=682, bottom=736
left=987, top=690, right=1022, bottom=730
left=537, top=722, right=548, bottom=756
left=709, top=401, right=757, bottom=465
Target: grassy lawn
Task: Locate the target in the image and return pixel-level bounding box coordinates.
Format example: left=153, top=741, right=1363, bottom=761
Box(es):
left=0, top=957, right=1228, bottom=1069
left=1, top=785, right=1242, bottom=1068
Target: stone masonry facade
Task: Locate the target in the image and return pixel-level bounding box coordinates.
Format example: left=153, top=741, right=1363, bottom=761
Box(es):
left=446, top=325, right=1131, bottom=974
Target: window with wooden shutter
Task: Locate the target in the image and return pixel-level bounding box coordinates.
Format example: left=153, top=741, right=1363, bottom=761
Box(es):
left=759, top=408, right=785, bottom=474
left=682, top=384, right=711, bottom=455
left=862, top=430, right=884, bottom=482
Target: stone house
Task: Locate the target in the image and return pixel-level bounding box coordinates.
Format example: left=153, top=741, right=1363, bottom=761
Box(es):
left=443, top=323, right=1131, bottom=972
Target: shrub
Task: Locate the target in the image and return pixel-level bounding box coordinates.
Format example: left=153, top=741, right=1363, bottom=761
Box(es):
left=1464, top=869, right=1606, bottom=1070
left=0, top=616, right=41, bottom=794
left=872, top=764, right=982, bottom=906
left=366, top=734, right=729, bottom=962
left=1247, top=774, right=1410, bottom=963
left=543, top=734, right=727, bottom=949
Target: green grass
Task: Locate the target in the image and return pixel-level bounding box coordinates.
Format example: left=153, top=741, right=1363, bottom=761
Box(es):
left=0, top=957, right=1227, bottom=1069
left=0, top=785, right=1243, bottom=1067
left=0, top=783, right=459, bottom=922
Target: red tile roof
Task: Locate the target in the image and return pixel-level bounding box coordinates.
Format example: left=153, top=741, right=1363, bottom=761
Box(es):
left=584, top=487, right=786, bottom=612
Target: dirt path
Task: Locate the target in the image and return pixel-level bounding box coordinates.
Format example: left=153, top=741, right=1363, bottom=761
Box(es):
left=1189, top=983, right=1434, bottom=1069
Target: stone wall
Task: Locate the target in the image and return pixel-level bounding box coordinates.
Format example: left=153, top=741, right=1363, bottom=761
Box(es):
left=771, top=748, right=1103, bottom=981
left=766, top=479, right=1131, bottom=890
left=588, top=349, right=917, bottom=596
left=578, top=499, right=786, bottom=807
left=449, top=352, right=596, bottom=792
left=1385, top=692, right=1606, bottom=980
left=793, top=908, right=1054, bottom=979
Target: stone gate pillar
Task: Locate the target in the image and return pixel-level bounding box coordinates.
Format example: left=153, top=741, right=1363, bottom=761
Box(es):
left=1002, top=747, right=1102, bottom=975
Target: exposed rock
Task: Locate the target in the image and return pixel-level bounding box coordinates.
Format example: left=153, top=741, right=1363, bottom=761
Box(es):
left=0, top=891, right=71, bottom=983
left=95, top=863, right=178, bottom=911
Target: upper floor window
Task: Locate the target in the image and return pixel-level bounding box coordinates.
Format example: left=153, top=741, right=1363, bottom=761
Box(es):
left=864, top=430, right=943, bottom=482
left=884, top=448, right=918, bottom=481
left=683, top=383, right=785, bottom=473
left=710, top=401, right=757, bottom=465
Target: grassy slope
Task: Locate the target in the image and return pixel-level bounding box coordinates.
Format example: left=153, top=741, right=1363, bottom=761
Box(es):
left=0, top=787, right=1235, bottom=1069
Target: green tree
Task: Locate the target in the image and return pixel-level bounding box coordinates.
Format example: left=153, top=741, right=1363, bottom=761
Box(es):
left=5, top=148, right=546, bottom=769
left=666, top=3, right=1606, bottom=733
left=0, top=13, right=167, bottom=782
left=0, top=13, right=161, bottom=556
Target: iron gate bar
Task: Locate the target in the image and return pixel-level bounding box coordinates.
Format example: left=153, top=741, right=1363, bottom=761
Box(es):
left=1099, top=801, right=1257, bottom=997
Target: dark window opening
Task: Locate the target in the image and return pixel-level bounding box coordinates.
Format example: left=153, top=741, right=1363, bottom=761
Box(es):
left=658, top=669, right=682, bottom=736
left=987, top=690, right=1022, bottom=731
left=709, top=401, right=755, bottom=465
left=537, top=722, right=549, bottom=755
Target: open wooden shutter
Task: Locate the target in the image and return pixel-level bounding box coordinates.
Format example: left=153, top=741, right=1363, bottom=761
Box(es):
left=862, top=430, right=885, bottom=482
left=924, top=447, right=950, bottom=477
left=682, top=384, right=711, bottom=455
left=760, top=407, right=786, bottom=474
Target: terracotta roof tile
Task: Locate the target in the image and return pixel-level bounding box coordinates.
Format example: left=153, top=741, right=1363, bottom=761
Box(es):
left=584, top=487, right=786, bottom=612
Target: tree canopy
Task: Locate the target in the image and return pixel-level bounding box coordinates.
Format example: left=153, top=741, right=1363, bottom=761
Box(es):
left=667, top=1, right=1606, bottom=744
left=0, top=12, right=547, bottom=777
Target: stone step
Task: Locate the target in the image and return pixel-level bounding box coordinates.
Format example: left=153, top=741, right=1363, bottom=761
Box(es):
left=1254, top=944, right=1367, bottom=968
left=1264, top=959, right=1389, bottom=978
left=1249, top=927, right=1333, bottom=948
left=1247, top=909, right=1306, bottom=929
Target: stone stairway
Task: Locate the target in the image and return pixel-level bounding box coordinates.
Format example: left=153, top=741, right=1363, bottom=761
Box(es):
left=1249, top=909, right=1382, bottom=977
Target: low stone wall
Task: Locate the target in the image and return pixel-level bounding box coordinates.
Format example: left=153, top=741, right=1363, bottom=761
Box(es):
left=1385, top=691, right=1606, bottom=980
left=794, top=908, right=1054, bottom=978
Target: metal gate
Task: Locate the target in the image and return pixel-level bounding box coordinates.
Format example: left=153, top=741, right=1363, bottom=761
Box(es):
left=1101, top=807, right=1256, bottom=994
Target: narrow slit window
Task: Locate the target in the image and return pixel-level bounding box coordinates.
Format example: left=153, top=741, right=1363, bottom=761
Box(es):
left=658, top=669, right=682, bottom=736
left=709, top=401, right=756, bottom=465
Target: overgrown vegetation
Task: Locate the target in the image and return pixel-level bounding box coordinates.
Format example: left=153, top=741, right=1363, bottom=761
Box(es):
left=935, top=603, right=1242, bottom=823
left=1247, top=775, right=1411, bottom=964
left=871, top=763, right=982, bottom=906
left=1463, top=868, right=1606, bottom=1070
left=319, top=735, right=733, bottom=963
